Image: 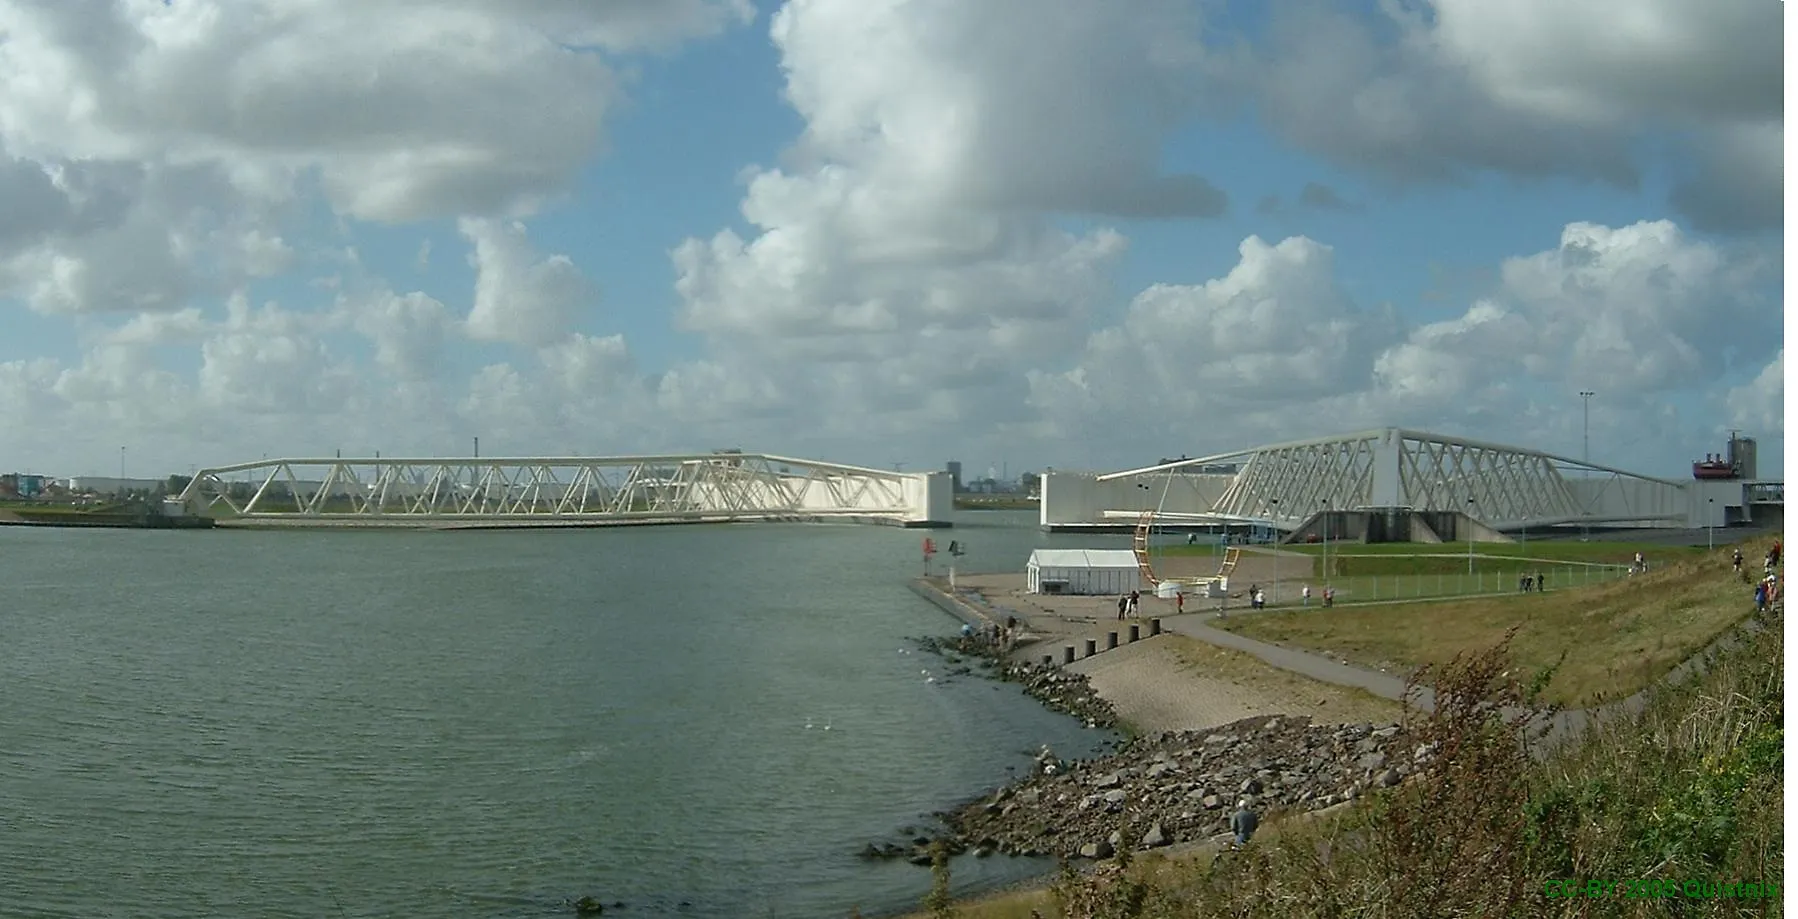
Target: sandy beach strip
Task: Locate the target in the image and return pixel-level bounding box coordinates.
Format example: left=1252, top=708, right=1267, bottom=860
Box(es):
left=928, top=572, right=1402, bottom=734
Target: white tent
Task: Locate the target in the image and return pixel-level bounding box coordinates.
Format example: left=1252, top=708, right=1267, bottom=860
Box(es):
left=1026, top=549, right=1143, bottom=595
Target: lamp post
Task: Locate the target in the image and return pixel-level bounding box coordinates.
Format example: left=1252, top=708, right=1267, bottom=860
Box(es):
left=1466, top=497, right=1476, bottom=576
left=1579, top=391, right=1594, bottom=541
left=1320, top=498, right=1331, bottom=588
left=1708, top=497, right=1715, bottom=550
left=118, top=446, right=126, bottom=496
left=1270, top=497, right=1280, bottom=605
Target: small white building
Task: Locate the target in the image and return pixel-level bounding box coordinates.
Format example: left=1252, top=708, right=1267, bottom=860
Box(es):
left=1026, top=548, right=1143, bottom=596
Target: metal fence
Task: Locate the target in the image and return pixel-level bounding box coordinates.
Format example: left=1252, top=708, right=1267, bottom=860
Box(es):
left=1242, top=563, right=1634, bottom=608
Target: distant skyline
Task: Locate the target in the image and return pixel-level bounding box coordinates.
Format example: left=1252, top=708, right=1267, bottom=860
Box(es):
left=0, top=0, right=1786, bottom=481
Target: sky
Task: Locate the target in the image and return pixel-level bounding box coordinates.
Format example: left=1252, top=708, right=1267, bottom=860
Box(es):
left=0, top=0, right=1787, bottom=482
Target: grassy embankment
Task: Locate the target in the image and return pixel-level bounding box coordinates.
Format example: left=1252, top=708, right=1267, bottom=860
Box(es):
left=1220, top=538, right=1770, bottom=708
left=885, top=538, right=1781, bottom=918
left=1157, top=540, right=1707, bottom=605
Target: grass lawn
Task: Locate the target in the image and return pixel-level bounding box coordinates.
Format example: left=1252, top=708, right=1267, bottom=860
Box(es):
left=1216, top=536, right=1773, bottom=708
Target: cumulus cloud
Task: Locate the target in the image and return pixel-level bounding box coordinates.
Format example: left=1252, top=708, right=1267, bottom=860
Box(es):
left=1241, top=0, right=1782, bottom=232
left=0, top=0, right=752, bottom=314
left=461, top=219, right=596, bottom=348
left=0, top=0, right=1782, bottom=482
left=662, top=0, right=1230, bottom=459
left=1032, top=218, right=1778, bottom=468
left=1723, top=352, right=1784, bottom=440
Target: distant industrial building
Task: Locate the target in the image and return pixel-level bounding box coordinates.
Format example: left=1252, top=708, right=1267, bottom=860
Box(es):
left=945, top=460, right=963, bottom=493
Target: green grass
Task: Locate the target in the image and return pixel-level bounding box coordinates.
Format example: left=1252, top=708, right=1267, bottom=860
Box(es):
left=1218, top=537, right=1771, bottom=708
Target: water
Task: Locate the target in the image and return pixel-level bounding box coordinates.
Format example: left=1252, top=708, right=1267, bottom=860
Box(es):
left=0, top=511, right=1128, bottom=918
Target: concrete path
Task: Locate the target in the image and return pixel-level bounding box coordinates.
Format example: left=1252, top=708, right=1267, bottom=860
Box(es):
left=1159, top=613, right=1430, bottom=709
left=1159, top=607, right=1776, bottom=755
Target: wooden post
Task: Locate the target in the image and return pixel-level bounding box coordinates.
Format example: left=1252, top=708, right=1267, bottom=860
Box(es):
left=1129, top=624, right=1141, bottom=642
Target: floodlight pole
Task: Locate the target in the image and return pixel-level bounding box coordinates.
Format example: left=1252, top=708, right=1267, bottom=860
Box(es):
left=1466, top=497, right=1476, bottom=576
left=1708, top=497, right=1715, bottom=550
left=1270, top=497, right=1280, bottom=605
left=1579, top=391, right=1594, bottom=540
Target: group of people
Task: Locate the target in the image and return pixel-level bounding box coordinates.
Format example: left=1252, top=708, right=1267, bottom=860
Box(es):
left=1517, top=571, right=1548, bottom=592
left=1115, top=590, right=1142, bottom=620
left=958, top=615, right=1022, bottom=652
left=1747, top=542, right=1781, bottom=613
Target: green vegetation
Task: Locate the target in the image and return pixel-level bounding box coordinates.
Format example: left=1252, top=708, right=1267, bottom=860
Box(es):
left=895, top=609, right=1782, bottom=918
left=1219, top=538, right=1770, bottom=707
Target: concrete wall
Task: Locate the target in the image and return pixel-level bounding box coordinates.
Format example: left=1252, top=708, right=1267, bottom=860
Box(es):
left=1040, top=472, right=1235, bottom=527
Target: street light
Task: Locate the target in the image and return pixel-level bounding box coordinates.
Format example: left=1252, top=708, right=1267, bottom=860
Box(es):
left=1466, top=497, right=1476, bottom=576
left=1320, top=498, right=1331, bottom=588
left=1270, top=498, right=1280, bottom=605
left=1579, top=391, right=1595, bottom=541
left=1708, top=497, right=1715, bottom=550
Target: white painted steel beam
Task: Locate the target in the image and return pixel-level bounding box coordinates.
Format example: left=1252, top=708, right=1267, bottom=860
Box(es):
left=176, top=453, right=943, bottom=528
left=1074, top=428, right=1698, bottom=532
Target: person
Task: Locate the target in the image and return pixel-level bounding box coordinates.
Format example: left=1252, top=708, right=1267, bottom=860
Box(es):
left=1230, top=799, right=1259, bottom=846
left=1129, top=589, right=1141, bottom=617
left=1734, top=548, right=1744, bottom=575
left=1117, top=595, right=1128, bottom=621
left=1322, top=587, right=1334, bottom=608
left=1302, top=584, right=1312, bottom=606
left=960, top=622, right=973, bottom=639
left=1754, top=582, right=1767, bottom=613
left=1175, top=592, right=1184, bottom=614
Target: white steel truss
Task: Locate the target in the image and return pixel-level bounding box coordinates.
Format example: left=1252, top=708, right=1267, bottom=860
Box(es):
left=1095, top=428, right=1690, bottom=531
left=176, top=453, right=928, bottom=528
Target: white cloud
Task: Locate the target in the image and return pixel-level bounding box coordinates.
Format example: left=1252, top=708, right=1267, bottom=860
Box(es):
left=663, top=0, right=1223, bottom=457
left=461, top=218, right=596, bottom=348
left=1724, top=351, right=1783, bottom=440
left=1032, top=219, right=1777, bottom=468
left=0, top=0, right=1781, bottom=483
left=353, top=290, right=454, bottom=381
left=1242, top=0, right=1782, bottom=232
left=0, top=0, right=752, bottom=314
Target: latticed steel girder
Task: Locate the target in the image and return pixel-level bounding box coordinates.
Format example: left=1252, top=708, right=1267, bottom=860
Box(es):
left=1097, top=428, right=1687, bottom=530
left=176, top=453, right=919, bottom=525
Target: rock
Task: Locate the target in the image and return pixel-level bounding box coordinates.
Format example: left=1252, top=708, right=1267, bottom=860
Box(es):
left=574, top=896, right=606, bottom=916
left=1378, top=768, right=1402, bottom=788
left=876, top=702, right=1423, bottom=863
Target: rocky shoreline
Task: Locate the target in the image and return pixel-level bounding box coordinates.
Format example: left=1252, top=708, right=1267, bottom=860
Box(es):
left=863, top=630, right=1430, bottom=867
left=912, top=633, right=1120, bottom=729
left=938, top=714, right=1426, bottom=860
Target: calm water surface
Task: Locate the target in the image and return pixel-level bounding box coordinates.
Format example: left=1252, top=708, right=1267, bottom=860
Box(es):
left=0, top=511, right=1129, bottom=918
